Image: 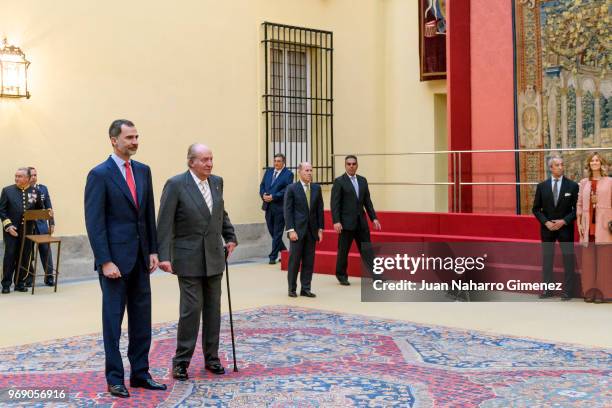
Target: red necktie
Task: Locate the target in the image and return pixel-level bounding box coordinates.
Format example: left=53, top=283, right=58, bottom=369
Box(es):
left=125, top=161, right=138, bottom=208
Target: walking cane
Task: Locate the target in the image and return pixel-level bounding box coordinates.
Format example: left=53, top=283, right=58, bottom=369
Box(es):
left=224, top=247, right=238, bottom=372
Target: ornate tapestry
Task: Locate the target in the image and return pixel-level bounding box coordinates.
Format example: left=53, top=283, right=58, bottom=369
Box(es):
left=419, top=0, right=447, bottom=81
left=514, top=0, right=611, bottom=213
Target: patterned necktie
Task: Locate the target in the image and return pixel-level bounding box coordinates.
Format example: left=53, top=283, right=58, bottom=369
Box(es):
left=272, top=171, right=279, bottom=182
left=553, top=178, right=559, bottom=206
left=124, top=161, right=138, bottom=208
left=200, top=180, right=213, bottom=213
left=305, top=183, right=310, bottom=208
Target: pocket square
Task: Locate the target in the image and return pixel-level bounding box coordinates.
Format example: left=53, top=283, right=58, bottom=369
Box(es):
left=564, top=193, right=571, bottom=196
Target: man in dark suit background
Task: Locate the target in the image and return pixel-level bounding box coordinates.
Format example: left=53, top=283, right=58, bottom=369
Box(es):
left=259, top=153, right=294, bottom=264
left=28, top=166, right=55, bottom=286
left=84, top=119, right=166, bottom=398
left=331, top=155, right=381, bottom=285
left=157, top=143, right=237, bottom=381
left=0, top=168, right=44, bottom=293
left=532, top=155, right=579, bottom=301
left=284, top=162, right=324, bottom=298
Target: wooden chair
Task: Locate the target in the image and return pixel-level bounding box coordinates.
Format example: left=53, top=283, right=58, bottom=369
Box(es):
left=16, top=209, right=62, bottom=294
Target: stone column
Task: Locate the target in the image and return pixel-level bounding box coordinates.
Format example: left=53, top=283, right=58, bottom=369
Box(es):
left=560, top=87, right=568, bottom=149
left=575, top=87, right=583, bottom=148
left=547, top=86, right=558, bottom=149
left=594, top=90, right=601, bottom=146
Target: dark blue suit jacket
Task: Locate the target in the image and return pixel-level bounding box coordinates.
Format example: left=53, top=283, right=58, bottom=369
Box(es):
left=259, top=167, right=294, bottom=213
left=33, top=184, right=54, bottom=233
left=84, top=156, right=158, bottom=275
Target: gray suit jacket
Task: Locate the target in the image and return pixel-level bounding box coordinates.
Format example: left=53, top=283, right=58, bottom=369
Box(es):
left=157, top=171, right=237, bottom=277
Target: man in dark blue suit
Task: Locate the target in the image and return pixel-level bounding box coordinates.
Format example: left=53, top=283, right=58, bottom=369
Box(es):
left=84, top=119, right=166, bottom=398
left=28, top=167, right=55, bottom=286
left=284, top=162, right=324, bottom=298
left=259, top=153, right=294, bottom=264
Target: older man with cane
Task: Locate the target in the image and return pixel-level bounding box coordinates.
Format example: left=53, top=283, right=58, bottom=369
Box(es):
left=157, top=143, right=237, bottom=380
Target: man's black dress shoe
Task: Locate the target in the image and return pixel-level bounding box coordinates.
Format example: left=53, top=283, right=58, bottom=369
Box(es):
left=45, top=278, right=54, bottom=286
left=14, top=286, right=28, bottom=292
left=339, top=279, right=350, bottom=286
left=538, top=291, right=554, bottom=299
left=560, top=293, right=572, bottom=301
left=172, top=363, right=189, bottom=380
left=130, top=378, right=167, bottom=390
left=1, top=287, right=9, bottom=294
left=205, top=363, right=225, bottom=375
left=300, top=290, right=316, bottom=298
left=269, top=259, right=276, bottom=265
left=107, top=384, right=130, bottom=398
left=288, top=290, right=297, bottom=297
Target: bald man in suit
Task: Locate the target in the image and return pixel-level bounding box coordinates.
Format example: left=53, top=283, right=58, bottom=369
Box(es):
left=157, top=143, right=237, bottom=381
left=284, top=162, right=324, bottom=298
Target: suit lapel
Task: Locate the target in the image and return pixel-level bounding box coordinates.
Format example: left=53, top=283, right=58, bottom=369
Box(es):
left=555, top=177, right=568, bottom=208
left=344, top=173, right=360, bottom=201
left=133, top=162, right=146, bottom=208
left=105, top=157, right=138, bottom=210
left=269, top=168, right=277, bottom=187
left=546, top=177, right=554, bottom=206
left=309, top=183, right=316, bottom=211
left=264, top=168, right=272, bottom=190
left=296, top=182, right=308, bottom=208
left=357, top=175, right=365, bottom=202
left=184, top=171, right=211, bottom=219
left=208, top=176, right=220, bottom=216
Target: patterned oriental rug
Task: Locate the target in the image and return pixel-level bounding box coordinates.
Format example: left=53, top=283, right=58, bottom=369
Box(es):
left=0, top=306, right=610, bottom=407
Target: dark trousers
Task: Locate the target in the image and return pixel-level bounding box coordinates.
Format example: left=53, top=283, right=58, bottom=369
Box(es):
left=265, top=209, right=286, bottom=261
left=98, top=256, right=152, bottom=385
left=2, top=232, right=32, bottom=289
left=173, top=274, right=222, bottom=368
left=335, top=227, right=375, bottom=280
left=26, top=224, right=54, bottom=285
left=541, top=226, right=576, bottom=295
left=287, top=232, right=316, bottom=292
left=38, top=243, right=54, bottom=280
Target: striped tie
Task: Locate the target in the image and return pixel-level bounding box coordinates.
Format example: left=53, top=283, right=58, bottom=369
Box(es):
left=199, top=180, right=213, bottom=213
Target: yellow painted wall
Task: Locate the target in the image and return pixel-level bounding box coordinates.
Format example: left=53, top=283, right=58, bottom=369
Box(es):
left=0, top=0, right=445, bottom=236
left=381, top=0, right=447, bottom=212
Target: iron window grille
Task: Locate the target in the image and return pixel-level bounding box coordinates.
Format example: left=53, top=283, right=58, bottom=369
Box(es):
left=262, top=22, right=334, bottom=184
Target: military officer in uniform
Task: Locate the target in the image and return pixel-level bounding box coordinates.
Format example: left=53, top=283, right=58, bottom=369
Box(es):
left=28, top=167, right=55, bottom=286
left=0, top=167, right=44, bottom=293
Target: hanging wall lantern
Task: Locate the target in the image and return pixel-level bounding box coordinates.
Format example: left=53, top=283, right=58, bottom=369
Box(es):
left=0, top=37, right=31, bottom=98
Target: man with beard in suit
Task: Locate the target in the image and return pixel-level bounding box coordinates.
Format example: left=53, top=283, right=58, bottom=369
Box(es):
left=84, top=119, right=166, bottom=398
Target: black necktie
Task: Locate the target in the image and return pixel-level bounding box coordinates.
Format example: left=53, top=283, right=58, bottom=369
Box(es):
left=553, top=178, right=559, bottom=206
